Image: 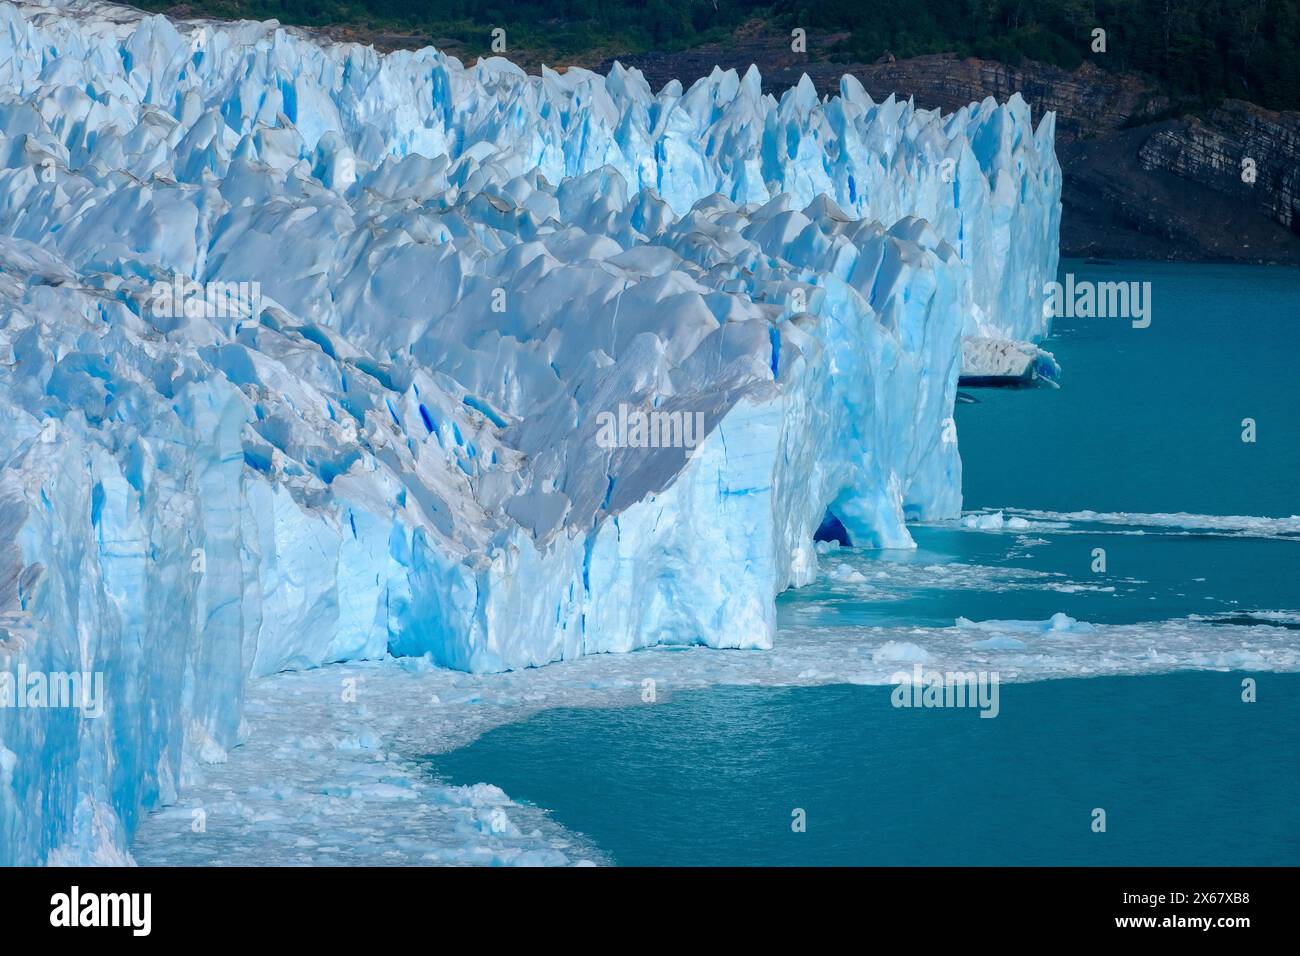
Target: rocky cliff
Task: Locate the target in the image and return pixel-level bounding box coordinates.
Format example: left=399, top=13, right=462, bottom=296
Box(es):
left=1140, top=101, right=1300, bottom=234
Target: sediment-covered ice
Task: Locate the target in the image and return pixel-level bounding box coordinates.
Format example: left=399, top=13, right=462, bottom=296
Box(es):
left=0, top=0, right=1060, bottom=863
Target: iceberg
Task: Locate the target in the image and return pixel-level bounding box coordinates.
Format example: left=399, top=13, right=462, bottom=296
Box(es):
left=959, top=336, right=1060, bottom=386
left=0, top=0, right=1061, bottom=864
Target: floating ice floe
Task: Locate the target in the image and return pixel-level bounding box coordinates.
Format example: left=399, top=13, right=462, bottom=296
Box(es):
left=956, top=612, right=1096, bottom=636
left=993, top=509, right=1300, bottom=539
left=958, top=337, right=1060, bottom=386
left=957, top=509, right=1071, bottom=531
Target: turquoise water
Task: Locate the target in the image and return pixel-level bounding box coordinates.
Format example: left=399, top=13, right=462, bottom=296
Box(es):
left=432, top=674, right=1300, bottom=866
left=430, top=262, right=1300, bottom=865
left=958, top=260, right=1300, bottom=517
left=786, top=527, right=1300, bottom=630
left=796, top=260, right=1300, bottom=631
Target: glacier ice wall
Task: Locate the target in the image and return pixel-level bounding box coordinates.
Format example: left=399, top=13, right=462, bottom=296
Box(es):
left=0, top=0, right=1060, bottom=864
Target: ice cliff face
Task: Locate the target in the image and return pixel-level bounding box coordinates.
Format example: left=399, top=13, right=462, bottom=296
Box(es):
left=0, top=0, right=1060, bottom=864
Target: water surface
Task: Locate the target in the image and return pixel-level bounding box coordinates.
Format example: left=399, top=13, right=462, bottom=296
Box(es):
left=431, top=674, right=1299, bottom=865
left=431, top=261, right=1300, bottom=866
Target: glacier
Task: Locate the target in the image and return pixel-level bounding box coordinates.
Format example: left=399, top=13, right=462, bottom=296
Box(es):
left=0, top=0, right=1060, bottom=864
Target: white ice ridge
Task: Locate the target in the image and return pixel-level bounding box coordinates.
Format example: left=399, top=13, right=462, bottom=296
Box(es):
left=0, top=0, right=1061, bottom=863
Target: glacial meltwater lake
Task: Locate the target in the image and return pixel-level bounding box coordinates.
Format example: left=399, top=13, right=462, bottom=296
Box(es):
left=428, top=260, right=1300, bottom=866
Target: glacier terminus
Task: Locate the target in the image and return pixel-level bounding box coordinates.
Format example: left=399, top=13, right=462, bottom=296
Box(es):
left=0, top=0, right=1061, bottom=864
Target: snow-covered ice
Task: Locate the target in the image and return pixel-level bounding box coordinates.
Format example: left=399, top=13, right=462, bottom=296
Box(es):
left=0, top=0, right=1067, bottom=863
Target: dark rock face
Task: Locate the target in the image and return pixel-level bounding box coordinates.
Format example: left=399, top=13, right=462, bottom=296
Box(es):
left=1139, top=101, right=1300, bottom=235
left=600, top=34, right=1300, bottom=264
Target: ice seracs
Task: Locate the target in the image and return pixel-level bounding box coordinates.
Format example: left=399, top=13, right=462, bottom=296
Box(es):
left=0, top=0, right=1060, bottom=864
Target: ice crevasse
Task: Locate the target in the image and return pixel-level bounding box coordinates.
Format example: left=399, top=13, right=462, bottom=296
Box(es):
left=0, top=0, right=1061, bottom=863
